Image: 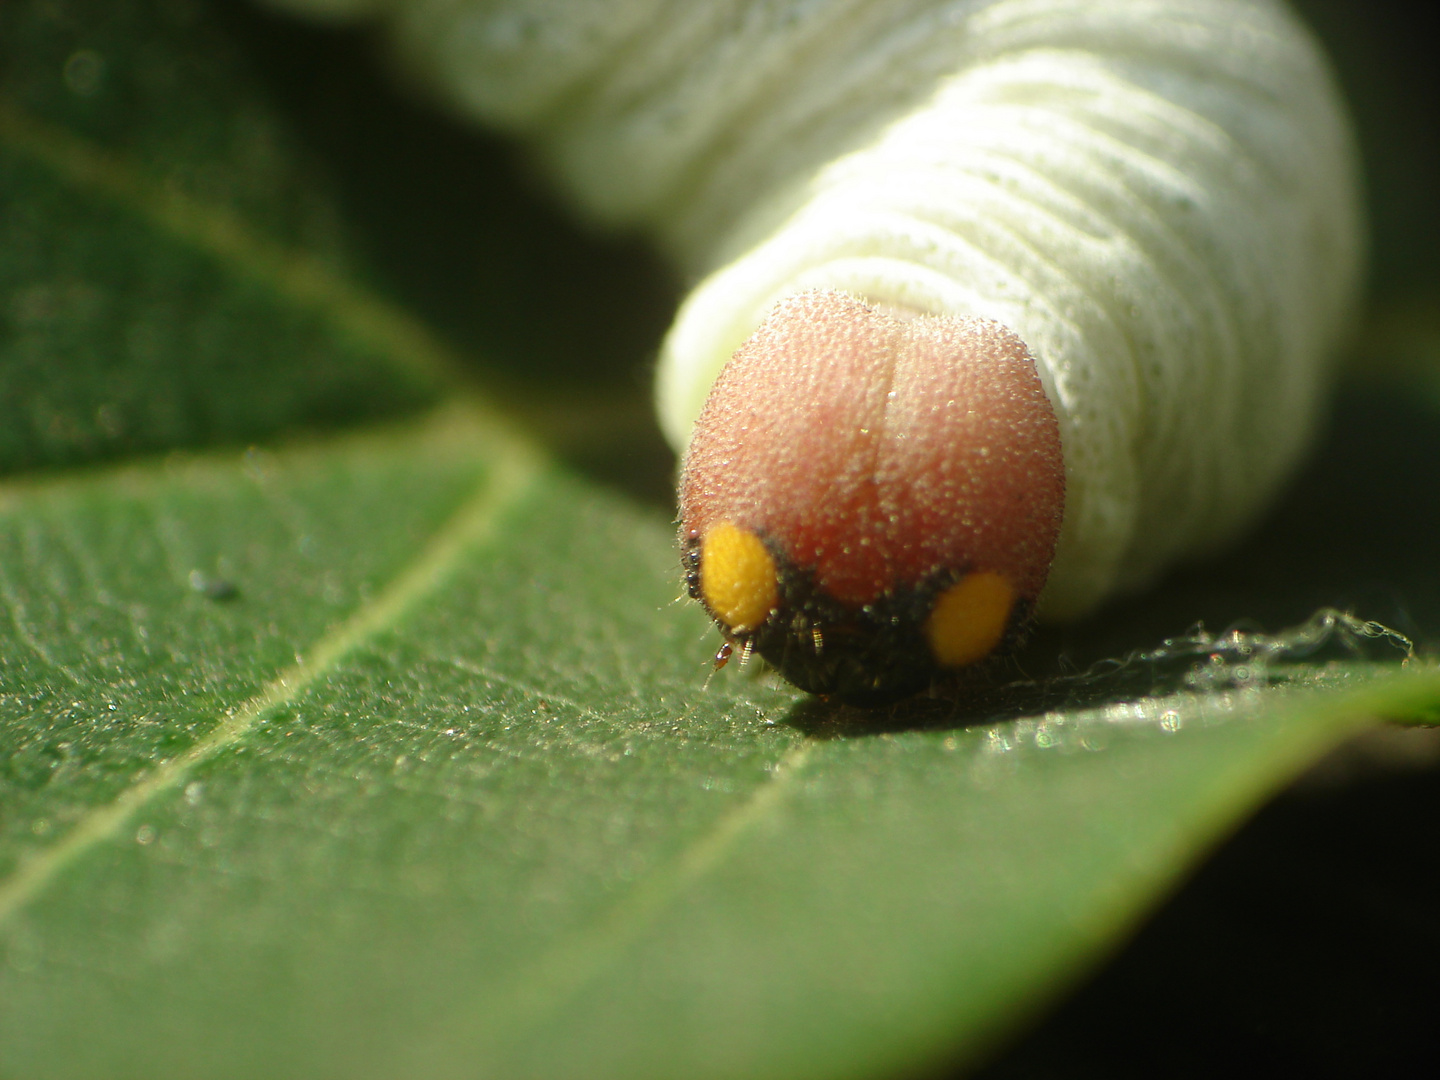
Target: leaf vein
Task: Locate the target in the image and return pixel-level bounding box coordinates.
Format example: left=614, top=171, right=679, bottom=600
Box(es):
left=0, top=97, right=472, bottom=395
left=0, top=438, right=544, bottom=930
left=404, top=739, right=814, bottom=1066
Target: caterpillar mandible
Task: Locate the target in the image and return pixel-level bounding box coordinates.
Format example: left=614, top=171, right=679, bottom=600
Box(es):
left=267, top=0, right=1364, bottom=704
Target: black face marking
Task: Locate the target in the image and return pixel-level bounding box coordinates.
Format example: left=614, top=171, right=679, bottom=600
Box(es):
left=682, top=530, right=1031, bottom=706
left=682, top=530, right=703, bottom=602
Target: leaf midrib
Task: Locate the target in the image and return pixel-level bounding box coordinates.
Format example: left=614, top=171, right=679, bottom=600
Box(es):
left=0, top=422, right=545, bottom=928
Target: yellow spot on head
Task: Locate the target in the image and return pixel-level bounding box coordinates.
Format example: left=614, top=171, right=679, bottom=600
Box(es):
left=924, top=571, right=1015, bottom=668
left=699, top=522, right=778, bottom=634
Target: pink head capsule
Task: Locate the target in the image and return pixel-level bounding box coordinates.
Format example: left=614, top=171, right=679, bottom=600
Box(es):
left=680, top=290, right=1065, bottom=705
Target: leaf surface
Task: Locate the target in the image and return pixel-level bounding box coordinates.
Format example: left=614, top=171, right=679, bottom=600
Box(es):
left=0, top=0, right=443, bottom=474
left=0, top=402, right=1434, bottom=1079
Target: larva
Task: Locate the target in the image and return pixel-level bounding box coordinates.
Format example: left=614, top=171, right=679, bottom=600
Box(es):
left=267, top=0, right=1364, bottom=702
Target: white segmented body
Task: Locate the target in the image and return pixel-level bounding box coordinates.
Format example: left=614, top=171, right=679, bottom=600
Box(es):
left=268, top=0, right=1364, bottom=618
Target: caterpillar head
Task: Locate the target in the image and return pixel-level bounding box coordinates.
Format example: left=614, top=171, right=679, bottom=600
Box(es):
left=680, top=290, right=1065, bottom=706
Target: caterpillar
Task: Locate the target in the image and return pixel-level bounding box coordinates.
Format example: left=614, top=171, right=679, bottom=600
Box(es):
left=266, top=0, right=1364, bottom=704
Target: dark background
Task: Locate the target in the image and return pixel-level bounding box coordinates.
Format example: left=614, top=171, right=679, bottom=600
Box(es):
left=214, top=1, right=1440, bottom=1075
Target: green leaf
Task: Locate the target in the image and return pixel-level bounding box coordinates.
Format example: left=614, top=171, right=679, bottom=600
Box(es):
left=0, top=0, right=444, bottom=474
left=0, top=400, right=1433, bottom=1079
left=1, top=3, right=1437, bottom=1079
